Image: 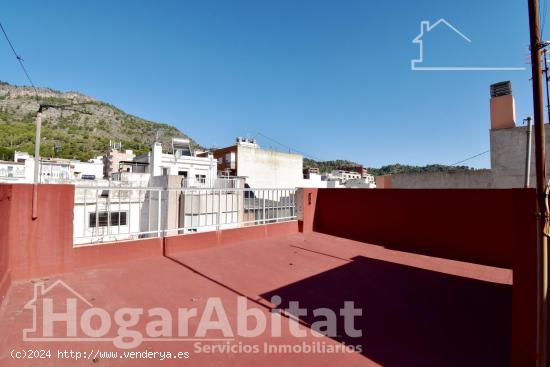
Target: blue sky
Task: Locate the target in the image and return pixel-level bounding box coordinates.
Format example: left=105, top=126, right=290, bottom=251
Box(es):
left=0, top=0, right=536, bottom=168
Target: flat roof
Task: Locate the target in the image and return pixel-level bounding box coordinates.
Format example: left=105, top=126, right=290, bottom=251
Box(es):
left=0, top=232, right=511, bottom=366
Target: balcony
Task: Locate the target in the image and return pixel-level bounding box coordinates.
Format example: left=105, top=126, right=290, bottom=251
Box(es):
left=0, top=185, right=538, bottom=366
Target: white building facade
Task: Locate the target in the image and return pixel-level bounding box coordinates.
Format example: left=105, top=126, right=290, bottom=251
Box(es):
left=134, top=140, right=217, bottom=187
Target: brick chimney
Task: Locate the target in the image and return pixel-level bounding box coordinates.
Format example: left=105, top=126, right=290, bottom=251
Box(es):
left=490, top=81, right=516, bottom=130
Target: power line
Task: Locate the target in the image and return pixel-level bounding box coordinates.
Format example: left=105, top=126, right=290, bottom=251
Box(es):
left=254, top=132, right=322, bottom=161
left=450, top=150, right=489, bottom=166
left=0, top=20, right=39, bottom=99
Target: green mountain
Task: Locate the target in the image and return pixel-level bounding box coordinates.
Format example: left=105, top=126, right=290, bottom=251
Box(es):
left=0, top=81, right=200, bottom=161
left=304, top=158, right=473, bottom=176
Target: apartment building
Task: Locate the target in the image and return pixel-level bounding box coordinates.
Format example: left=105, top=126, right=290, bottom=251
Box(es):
left=103, top=144, right=136, bottom=179
left=0, top=151, right=104, bottom=183
left=328, top=170, right=362, bottom=182
left=0, top=160, right=29, bottom=183
left=134, top=139, right=217, bottom=187
left=214, top=137, right=303, bottom=189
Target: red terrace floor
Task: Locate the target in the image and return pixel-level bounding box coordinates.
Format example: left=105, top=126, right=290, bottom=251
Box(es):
left=0, top=232, right=512, bottom=367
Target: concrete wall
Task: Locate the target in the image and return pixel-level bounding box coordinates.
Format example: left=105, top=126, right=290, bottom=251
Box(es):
left=387, top=124, right=548, bottom=189
left=390, top=169, right=494, bottom=188
left=489, top=125, right=550, bottom=188
left=237, top=145, right=303, bottom=189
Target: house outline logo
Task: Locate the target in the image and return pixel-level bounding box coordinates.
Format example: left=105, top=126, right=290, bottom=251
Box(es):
left=411, top=18, right=526, bottom=71
left=22, top=279, right=93, bottom=342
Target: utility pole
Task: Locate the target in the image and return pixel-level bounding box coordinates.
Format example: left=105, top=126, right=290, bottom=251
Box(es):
left=33, top=108, right=42, bottom=183
left=544, top=49, right=550, bottom=125
left=31, top=102, right=92, bottom=219
left=528, top=0, right=548, bottom=365
left=526, top=116, right=533, bottom=188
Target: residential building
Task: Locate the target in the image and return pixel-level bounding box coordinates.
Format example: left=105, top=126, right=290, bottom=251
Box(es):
left=340, top=164, right=370, bottom=179
left=344, top=176, right=376, bottom=188
left=5, top=151, right=104, bottom=183
left=134, top=139, right=217, bottom=187
left=73, top=174, right=252, bottom=244
left=0, top=160, right=29, bottom=183
left=13, top=152, right=72, bottom=183
left=103, top=143, right=135, bottom=179
left=303, top=166, right=320, bottom=179
left=213, top=137, right=303, bottom=189
left=302, top=167, right=376, bottom=188
left=301, top=171, right=329, bottom=188
left=328, top=170, right=362, bottom=182
left=71, top=156, right=104, bottom=180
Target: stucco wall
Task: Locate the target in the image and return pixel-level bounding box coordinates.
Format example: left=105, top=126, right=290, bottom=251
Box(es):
left=237, top=146, right=303, bottom=189
left=489, top=125, right=550, bottom=188
left=390, top=169, right=494, bottom=188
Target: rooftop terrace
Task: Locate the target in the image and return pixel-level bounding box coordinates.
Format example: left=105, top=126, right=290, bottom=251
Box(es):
left=0, top=185, right=540, bottom=366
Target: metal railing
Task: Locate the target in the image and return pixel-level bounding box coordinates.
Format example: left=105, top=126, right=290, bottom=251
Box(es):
left=180, top=177, right=244, bottom=189
left=73, top=186, right=297, bottom=246
left=0, top=166, right=25, bottom=178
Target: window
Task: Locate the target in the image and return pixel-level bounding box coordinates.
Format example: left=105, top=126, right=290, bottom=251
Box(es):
left=111, top=212, right=127, bottom=226
left=89, top=211, right=127, bottom=228
left=178, top=170, right=188, bottom=178
left=195, top=174, right=206, bottom=183
left=162, top=168, right=169, bottom=176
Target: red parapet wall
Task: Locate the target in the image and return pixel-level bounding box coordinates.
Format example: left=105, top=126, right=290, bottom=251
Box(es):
left=0, top=185, right=12, bottom=305
left=311, top=188, right=538, bottom=367
left=3, top=184, right=75, bottom=280
left=313, top=188, right=536, bottom=268
left=73, top=237, right=163, bottom=269
left=0, top=183, right=300, bottom=290
left=164, top=221, right=299, bottom=255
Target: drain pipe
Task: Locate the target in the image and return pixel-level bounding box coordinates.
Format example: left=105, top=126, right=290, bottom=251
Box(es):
left=526, top=117, right=533, bottom=188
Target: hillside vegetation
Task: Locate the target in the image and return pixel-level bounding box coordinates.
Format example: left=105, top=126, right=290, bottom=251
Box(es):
left=304, top=158, right=472, bottom=176
left=0, top=81, right=200, bottom=161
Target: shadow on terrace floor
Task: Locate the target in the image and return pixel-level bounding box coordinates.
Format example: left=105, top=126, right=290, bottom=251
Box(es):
left=261, top=255, right=512, bottom=367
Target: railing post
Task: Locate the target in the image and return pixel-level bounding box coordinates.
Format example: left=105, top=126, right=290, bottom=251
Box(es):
left=262, top=190, right=266, bottom=225
left=157, top=189, right=162, bottom=237
left=217, top=189, right=221, bottom=231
